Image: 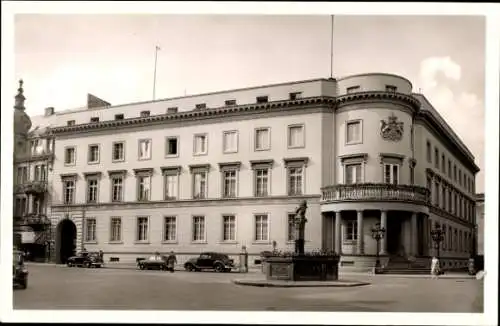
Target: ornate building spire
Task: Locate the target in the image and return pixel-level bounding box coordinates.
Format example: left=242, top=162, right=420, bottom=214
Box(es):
left=14, top=79, right=26, bottom=110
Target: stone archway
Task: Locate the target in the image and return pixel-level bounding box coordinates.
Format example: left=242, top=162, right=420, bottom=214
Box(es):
left=55, top=219, right=77, bottom=264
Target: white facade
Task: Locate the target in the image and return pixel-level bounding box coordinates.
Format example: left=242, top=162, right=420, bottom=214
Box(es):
left=28, top=73, right=479, bottom=270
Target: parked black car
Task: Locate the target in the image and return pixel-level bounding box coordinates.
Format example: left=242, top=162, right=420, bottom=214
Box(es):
left=184, top=252, right=234, bottom=272
left=67, top=252, right=103, bottom=268
left=137, top=255, right=169, bottom=271
left=13, top=250, right=28, bottom=289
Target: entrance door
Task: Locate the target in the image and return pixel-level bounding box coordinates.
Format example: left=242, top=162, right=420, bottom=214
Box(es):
left=56, top=219, right=77, bottom=264
left=386, top=218, right=402, bottom=256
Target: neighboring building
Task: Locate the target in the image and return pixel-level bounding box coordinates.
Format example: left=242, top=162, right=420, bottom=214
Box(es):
left=30, top=73, right=479, bottom=270
left=13, top=80, right=55, bottom=261
left=475, top=193, right=484, bottom=256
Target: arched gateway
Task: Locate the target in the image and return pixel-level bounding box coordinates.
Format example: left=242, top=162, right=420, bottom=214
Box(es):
left=55, top=219, right=77, bottom=264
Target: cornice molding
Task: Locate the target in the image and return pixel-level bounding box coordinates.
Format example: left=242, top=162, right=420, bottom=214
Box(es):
left=189, top=164, right=211, bottom=172
left=133, top=168, right=154, bottom=175
left=249, top=159, right=274, bottom=168
left=51, top=96, right=336, bottom=135
left=335, top=91, right=421, bottom=112
left=339, top=153, right=368, bottom=164
left=60, top=173, right=78, bottom=179
left=283, top=157, right=309, bottom=168
left=83, top=172, right=102, bottom=178
left=379, top=152, right=406, bottom=163
left=107, top=169, right=128, bottom=176
left=218, top=161, right=242, bottom=169
left=160, top=166, right=182, bottom=174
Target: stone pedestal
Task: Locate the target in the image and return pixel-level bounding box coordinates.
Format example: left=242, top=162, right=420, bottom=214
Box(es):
left=265, top=255, right=340, bottom=281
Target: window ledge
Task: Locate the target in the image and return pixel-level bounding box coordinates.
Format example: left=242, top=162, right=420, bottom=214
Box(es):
left=345, top=141, right=362, bottom=146
left=161, top=241, right=178, bottom=244
left=254, top=148, right=270, bottom=152
left=165, top=154, right=179, bottom=158
left=218, top=241, right=239, bottom=245
left=112, top=159, right=125, bottom=163
left=193, top=152, right=208, bottom=156
left=134, top=241, right=150, bottom=244
left=108, top=241, right=123, bottom=244
left=287, top=145, right=305, bottom=149
left=191, top=241, right=208, bottom=244
left=252, top=241, right=271, bottom=245
left=87, top=161, right=100, bottom=165
left=223, top=150, right=238, bottom=154
left=84, top=241, right=98, bottom=244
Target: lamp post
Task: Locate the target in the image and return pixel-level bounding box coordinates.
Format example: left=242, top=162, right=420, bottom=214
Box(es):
left=430, top=222, right=445, bottom=259
left=371, top=222, right=386, bottom=273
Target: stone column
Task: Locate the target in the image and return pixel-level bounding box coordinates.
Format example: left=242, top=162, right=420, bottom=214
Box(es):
left=411, top=212, right=418, bottom=256
left=335, top=211, right=342, bottom=254
left=357, top=210, right=364, bottom=255
left=380, top=210, right=388, bottom=255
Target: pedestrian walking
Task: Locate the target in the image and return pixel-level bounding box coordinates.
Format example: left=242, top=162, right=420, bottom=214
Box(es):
left=430, top=256, right=440, bottom=279
left=167, top=251, right=177, bottom=273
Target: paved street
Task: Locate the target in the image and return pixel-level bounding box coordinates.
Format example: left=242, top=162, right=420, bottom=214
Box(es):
left=13, top=264, right=483, bottom=312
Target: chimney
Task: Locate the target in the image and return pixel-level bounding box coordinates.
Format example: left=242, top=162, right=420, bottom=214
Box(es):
left=87, top=93, right=111, bottom=109
left=44, top=107, right=55, bottom=116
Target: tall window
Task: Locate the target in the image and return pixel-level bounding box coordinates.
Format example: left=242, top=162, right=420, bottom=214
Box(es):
left=441, top=154, right=446, bottom=173
left=434, top=182, right=440, bottom=206
left=137, top=217, right=149, bottom=241
left=287, top=213, right=296, bottom=242
left=345, top=164, right=362, bottom=184
left=288, top=125, right=305, bottom=148
left=138, top=139, right=152, bottom=160
left=441, top=186, right=446, bottom=209
left=459, top=170, right=462, bottom=186
left=87, top=178, right=99, bottom=203
left=63, top=179, right=75, bottom=204
left=454, top=193, right=458, bottom=215
left=192, top=216, right=205, bottom=242
left=384, top=164, right=399, bottom=184
left=222, top=215, right=236, bottom=241
left=112, top=142, right=125, bottom=162
left=34, top=165, right=42, bottom=181
left=33, top=197, right=40, bottom=214
left=255, top=168, right=269, bottom=197
left=434, top=148, right=439, bottom=169
left=287, top=167, right=303, bottom=195
left=110, top=217, right=122, bottom=242
left=448, top=226, right=452, bottom=249
left=164, top=216, right=177, bottom=242
left=448, top=159, right=452, bottom=178
left=194, top=134, right=208, bottom=155
left=111, top=176, right=123, bottom=202
left=448, top=189, right=452, bottom=212
left=40, top=164, right=47, bottom=181
left=223, top=170, right=237, bottom=198
left=345, top=221, right=358, bottom=241
left=255, top=127, right=270, bottom=151
left=165, top=137, right=179, bottom=157
left=193, top=171, right=207, bottom=199
left=164, top=174, right=178, bottom=200
left=88, top=144, right=100, bottom=163
left=454, top=229, right=458, bottom=251
left=85, top=218, right=97, bottom=242
left=453, top=165, right=457, bottom=181
left=65, top=147, right=76, bottom=165
left=223, top=131, right=238, bottom=153
left=346, top=120, right=362, bottom=144
left=426, top=141, right=432, bottom=163
left=137, top=175, right=151, bottom=201
left=255, top=214, right=269, bottom=242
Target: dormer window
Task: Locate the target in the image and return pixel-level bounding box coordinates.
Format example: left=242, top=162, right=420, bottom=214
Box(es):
left=90, top=117, right=99, bottom=123
left=67, top=120, right=75, bottom=126
left=167, top=107, right=178, bottom=113
left=115, top=114, right=124, bottom=120
left=224, top=99, right=236, bottom=106
left=289, top=92, right=302, bottom=100
left=195, top=103, right=207, bottom=110
left=346, top=86, right=360, bottom=94
left=140, top=111, right=150, bottom=118
left=256, top=96, right=268, bottom=103
left=385, top=85, right=397, bottom=92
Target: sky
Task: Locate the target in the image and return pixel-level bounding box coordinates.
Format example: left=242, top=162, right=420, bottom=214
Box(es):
left=13, top=14, right=486, bottom=192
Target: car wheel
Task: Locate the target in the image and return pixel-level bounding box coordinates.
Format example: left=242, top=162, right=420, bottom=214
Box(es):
left=83, top=262, right=90, bottom=268
left=67, top=262, right=73, bottom=267
left=185, top=264, right=195, bottom=272
left=214, top=263, right=224, bottom=273
left=139, top=264, right=145, bottom=270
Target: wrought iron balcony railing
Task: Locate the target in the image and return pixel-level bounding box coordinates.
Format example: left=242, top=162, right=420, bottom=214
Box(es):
left=14, top=213, right=51, bottom=230
left=14, top=180, right=48, bottom=194
left=321, top=183, right=430, bottom=205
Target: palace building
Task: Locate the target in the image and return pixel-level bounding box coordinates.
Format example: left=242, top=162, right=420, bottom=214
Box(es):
left=17, top=73, right=479, bottom=271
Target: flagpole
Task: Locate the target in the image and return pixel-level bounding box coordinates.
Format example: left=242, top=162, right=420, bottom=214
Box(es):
left=153, top=45, right=160, bottom=100
left=330, top=15, right=335, bottom=79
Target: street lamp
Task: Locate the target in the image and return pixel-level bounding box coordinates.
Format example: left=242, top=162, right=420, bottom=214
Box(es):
left=430, top=222, right=446, bottom=259
left=371, top=222, right=386, bottom=273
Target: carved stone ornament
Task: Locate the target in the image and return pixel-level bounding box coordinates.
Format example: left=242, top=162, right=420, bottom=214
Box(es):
left=380, top=113, right=404, bottom=142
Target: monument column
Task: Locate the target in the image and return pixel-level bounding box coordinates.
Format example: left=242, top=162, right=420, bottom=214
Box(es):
left=357, top=210, right=364, bottom=254
left=335, top=211, right=342, bottom=254
left=380, top=210, right=388, bottom=255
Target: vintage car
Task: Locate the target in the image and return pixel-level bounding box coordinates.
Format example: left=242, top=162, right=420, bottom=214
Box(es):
left=137, top=255, right=170, bottom=271
left=13, top=250, right=28, bottom=289
left=67, top=252, right=103, bottom=268
left=184, top=252, right=234, bottom=272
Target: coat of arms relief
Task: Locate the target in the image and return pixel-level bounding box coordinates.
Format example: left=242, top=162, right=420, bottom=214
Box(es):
left=380, top=113, right=404, bottom=141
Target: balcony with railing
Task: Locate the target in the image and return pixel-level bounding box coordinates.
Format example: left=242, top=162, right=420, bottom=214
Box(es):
left=14, top=213, right=51, bottom=231
left=321, top=183, right=430, bottom=205
left=14, top=180, right=48, bottom=195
